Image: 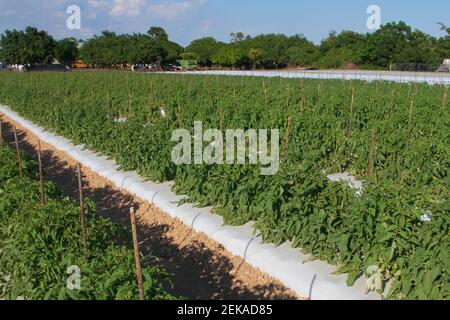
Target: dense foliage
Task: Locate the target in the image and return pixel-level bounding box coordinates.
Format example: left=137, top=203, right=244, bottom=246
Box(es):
left=0, top=145, right=175, bottom=300
left=1, top=22, right=449, bottom=70
left=79, top=27, right=182, bottom=67
left=0, top=72, right=448, bottom=299
left=0, top=27, right=79, bottom=67
left=186, top=22, right=450, bottom=70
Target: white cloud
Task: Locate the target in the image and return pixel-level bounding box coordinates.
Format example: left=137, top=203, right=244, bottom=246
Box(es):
left=109, top=0, right=146, bottom=17
left=88, top=0, right=109, bottom=9
left=147, top=0, right=206, bottom=21
left=83, top=0, right=208, bottom=20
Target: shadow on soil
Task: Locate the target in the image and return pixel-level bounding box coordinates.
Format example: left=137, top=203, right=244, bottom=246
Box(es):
left=1, top=121, right=296, bottom=300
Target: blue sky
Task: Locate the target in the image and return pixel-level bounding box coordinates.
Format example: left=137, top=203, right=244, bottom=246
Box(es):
left=0, top=0, right=449, bottom=46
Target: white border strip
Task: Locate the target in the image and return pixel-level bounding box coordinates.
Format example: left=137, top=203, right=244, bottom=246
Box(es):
left=0, top=106, right=380, bottom=300
left=161, top=70, right=450, bottom=85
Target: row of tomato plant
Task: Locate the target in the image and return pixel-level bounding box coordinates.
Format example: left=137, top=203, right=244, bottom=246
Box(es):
left=0, top=71, right=448, bottom=299
left=0, top=145, right=175, bottom=300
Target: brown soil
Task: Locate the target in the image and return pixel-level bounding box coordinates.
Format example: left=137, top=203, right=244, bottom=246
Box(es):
left=0, top=115, right=301, bottom=300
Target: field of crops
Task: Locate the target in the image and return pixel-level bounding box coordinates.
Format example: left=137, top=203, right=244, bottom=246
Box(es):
left=0, top=71, right=448, bottom=299
left=0, top=145, right=175, bottom=300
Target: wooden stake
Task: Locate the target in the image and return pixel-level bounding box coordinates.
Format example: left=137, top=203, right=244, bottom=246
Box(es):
left=442, top=86, right=448, bottom=112
left=219, top=108, right=224, bottom=133
left=233, top=86, right=237, bottom=110
left=283, top=117, right=292, bottom=158
left=390, top=89, right=396, bottom=108
left=130, top=207, right=145, bottom=300
left=128, top=94, right=132, bottom=117
left=367, top=129, right=377, bottom=177
left=207, top=85, right=212, bottom=105
left=347, top=87, right=355, bottom=137
left=37, top=140, right=45, bottom=205
left=0, top=117, right=3, bottom=148
left=13, top=127, right=22, bottom=178
left=263, top=81, right=268, bottom=110
left=176, top=105, right=182, bottom=128
left=106, top=88, right=111, bottom=109
left=286, top=84, right=291, bottom=111
left=77, top=163, right=89, bottom=258
left=317, top=82, right=321, bottom=100
left=299, top=80, right=305, bottom=113
left=407, top=98, right=414, bottom=143
left=300, top=94, right=305, bottom=114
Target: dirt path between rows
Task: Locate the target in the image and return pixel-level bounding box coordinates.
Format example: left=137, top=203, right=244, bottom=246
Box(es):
left=0, top=115, right=300, bottom=300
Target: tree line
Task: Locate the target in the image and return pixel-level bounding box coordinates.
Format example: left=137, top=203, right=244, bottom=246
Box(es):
left=0, top=27, right=78, bottom=66
left=1, top=22, right=449, bottom=70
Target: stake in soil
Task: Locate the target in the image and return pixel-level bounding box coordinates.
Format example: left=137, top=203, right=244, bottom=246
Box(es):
left=130, top=206, right=145, bottom=300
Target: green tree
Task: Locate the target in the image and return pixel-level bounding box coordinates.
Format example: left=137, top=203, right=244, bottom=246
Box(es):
left=163, top=41, right=183, bottom=64
left=0, top=30, right=25, bottom=64
left=147, top=26, right=169, bottom=42
left=285, top=35, right=320, bottom=67
left=212, top=45, right=247, bottom=69
left=250, top=34, right=289, bottom=69
left=179, top=52, right=200, bottom=61
left=438, top=23, right=450, bottom=35
left=319, top=30, right=366, bottom=67
left=364, top=22, right=415, bottom=68
left=318, top=47, right=356, bottom=69
left=54, top=38, right=79, bottom=66
left=436, top=23, right=450, bottom=62
left=248, top=48, right=263, bottom=69
left=79, top=30, right=168, bottom=67
left=186, top=37, right=222, bottom=67
left=231, top=32, right=250, bottom=43
left=0, top=27, right=55, bottom=65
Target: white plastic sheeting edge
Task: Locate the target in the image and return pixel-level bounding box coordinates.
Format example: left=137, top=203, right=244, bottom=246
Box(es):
left=0, top=105, right=380, bottom=300
left=161, top=70, right=450, bottom=85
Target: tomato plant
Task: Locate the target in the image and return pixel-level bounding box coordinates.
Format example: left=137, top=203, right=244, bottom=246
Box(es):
left=0, top=71, right=448, bottom=299
left=0, top=146, right=176, bottom=300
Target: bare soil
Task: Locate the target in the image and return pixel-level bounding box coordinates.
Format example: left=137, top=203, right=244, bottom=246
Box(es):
left=0, top=115, right=301, bottom=300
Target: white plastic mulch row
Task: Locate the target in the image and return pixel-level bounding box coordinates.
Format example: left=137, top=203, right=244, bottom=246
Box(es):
left=0, top=105, right=380, bottom=300
left=164, top=70, right=450, bottom=85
